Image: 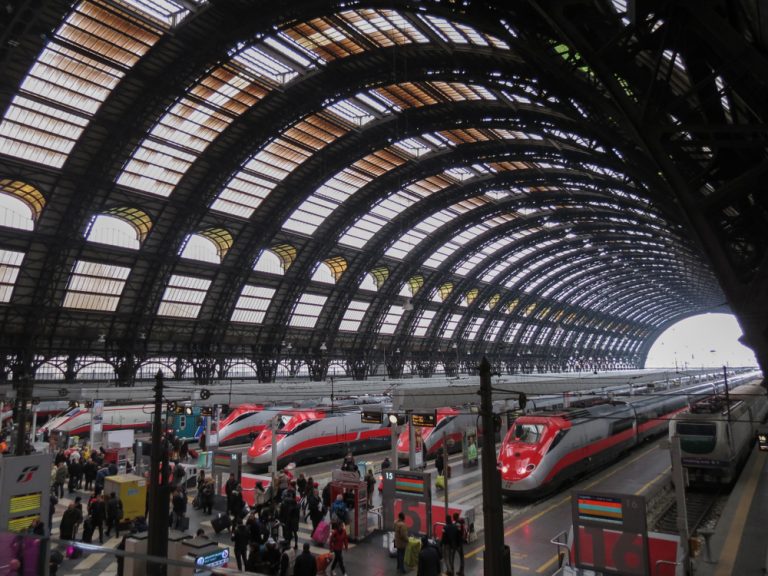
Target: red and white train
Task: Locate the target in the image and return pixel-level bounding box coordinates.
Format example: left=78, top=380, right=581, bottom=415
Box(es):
left=246, top=405, right=391, bottom=470
left=216, top=403, right=275, bottom=446
left=498, top=380, right=724, bottom=497
left=396, top=407, right=479, bottom=461
left=38, top=403, right=153, bottom=438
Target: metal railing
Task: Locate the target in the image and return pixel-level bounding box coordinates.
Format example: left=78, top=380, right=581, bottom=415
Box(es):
left=550, top=529, right=570, bottom=568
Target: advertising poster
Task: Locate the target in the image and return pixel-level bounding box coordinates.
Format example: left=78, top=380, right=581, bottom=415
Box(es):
left=463, top=426, right=478, bottom=468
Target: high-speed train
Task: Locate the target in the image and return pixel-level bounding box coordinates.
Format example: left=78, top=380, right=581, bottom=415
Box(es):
left=39, top=403, right=153, bottom=438
left=216, top=403, right=276, bottom=446
left=246, top=405, right=391, bottom=469
left=670, top=381, right=768, bottom=484
left=396, top=407, right=479, bottom=461
left=498, top=380, right=725, bottom=497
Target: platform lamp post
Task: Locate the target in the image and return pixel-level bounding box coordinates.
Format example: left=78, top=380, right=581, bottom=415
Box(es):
left=479, top=356, right=509, bottom=576
left=148, top=369, right=171, bottom=576
left=389, top=414, right=399, bottom=470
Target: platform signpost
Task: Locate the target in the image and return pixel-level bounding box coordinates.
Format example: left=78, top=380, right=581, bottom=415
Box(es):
left=570, top=490, right=650, bottom=576
left=382, top=469, right=432, bottom=537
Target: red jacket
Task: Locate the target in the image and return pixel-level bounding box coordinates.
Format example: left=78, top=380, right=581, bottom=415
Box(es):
left=329, top=526, right=349, bottom=551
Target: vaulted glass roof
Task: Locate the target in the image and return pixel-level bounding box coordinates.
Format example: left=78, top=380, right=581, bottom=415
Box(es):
left=0, top=0, right=753, bottom=379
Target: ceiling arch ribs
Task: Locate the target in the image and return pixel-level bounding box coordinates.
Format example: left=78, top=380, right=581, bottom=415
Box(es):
left=526, top=0, right=768, bottom=370
left=197, top=101, right=621, bottom=350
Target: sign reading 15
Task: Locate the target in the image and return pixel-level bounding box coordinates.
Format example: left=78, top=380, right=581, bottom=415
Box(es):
left=384, top=472, right=394, bottom=480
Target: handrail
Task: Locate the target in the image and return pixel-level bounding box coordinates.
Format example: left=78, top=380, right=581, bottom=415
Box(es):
left=550, top=529, right=570, bottom=568
left=655, top=559, right=682, bottom=575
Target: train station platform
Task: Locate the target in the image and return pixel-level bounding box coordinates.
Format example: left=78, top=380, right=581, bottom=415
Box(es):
left=694, top=445, right=768, bottom=576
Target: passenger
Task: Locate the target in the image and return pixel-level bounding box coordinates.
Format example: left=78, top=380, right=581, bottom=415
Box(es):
left=365, top=469, right=376, bottom=507
left=341, top=451, right=357, bottom=473
left=225, top=472, right=237, bottom=499
left=105, top=491, right=124, bottom=538
left=307, top=484, right=324, bottom=531
left=394, top=511, right=409, bottom=574
left=59, top=502, right=81, bottom=541
left=278, top=539, right=296, bottom=576
left=329, top=521, right=349, bottom=576
left=381, top=456, right=391, bottom=470
left=453, top=512, right=467, bottom=575
left=435, top=449, right=445, bottom=479
left=417, top=535, right=442, bottom=576
left=201, top=477, right=215, bottom=515
left=293, top=542, right=317, bottom=576
left=322, top=482, right=332, bottom=511
left=331, top=494, right=348, bottom=525
left=263, top=537, right=281, bottom=573
left=441, top=516, right=460, bottom=576
left=231, top=520, right=250, bottom=571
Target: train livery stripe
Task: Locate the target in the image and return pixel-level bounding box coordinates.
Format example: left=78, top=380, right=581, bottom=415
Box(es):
left=262, top=427, right=390, bottom=462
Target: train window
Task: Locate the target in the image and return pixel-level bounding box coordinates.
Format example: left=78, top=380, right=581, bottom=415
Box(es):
left=547, top=429, right=569, bottom=453
left=434, top=416, right=454, bottom=431
left=514, top=424, right=545, bottom=444
left=611, top=418, right=633, bottom=435
left=178, top=416, right=186, bottom=430
left=677, top=422, right=717, bottom=454
left=232, top=413, right=254, bottom=424
left=286, top=420, right=316, bottom=435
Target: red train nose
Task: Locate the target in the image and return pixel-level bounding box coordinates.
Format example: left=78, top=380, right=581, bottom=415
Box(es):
left=500, top=445, right=542, bottom=481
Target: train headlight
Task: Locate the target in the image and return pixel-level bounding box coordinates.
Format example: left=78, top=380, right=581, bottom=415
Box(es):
left=526, top=464, right=536, bottom=473
left=501, top=465, right=509, bottom=474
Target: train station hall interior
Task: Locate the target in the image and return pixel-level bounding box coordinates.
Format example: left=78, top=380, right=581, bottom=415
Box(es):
left=0, top=0, right=767, bottom=575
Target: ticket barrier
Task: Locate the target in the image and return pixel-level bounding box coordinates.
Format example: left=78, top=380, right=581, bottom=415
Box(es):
left=330, top=469, right=368, bottom=541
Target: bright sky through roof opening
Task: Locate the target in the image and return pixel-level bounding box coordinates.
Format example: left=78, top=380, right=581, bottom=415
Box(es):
left=645, top=313, right=758, bottom=369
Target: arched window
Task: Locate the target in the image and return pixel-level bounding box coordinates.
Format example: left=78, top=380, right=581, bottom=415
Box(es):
left=181, top=228, right=234, bottom=264
left=359, top=273, right=378, bottom=292
left=87, top=215, right=142, bottom=249
left=311, top=262, right=336, bottom=284
left=86, top=207, right=152, bottom=250
left=0, top=179, right=45, bottom=230
left=254, top=249, right=284, bottom=275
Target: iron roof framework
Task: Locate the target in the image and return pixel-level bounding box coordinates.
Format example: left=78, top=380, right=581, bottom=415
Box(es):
left=0, top=0, right=764, bottom=385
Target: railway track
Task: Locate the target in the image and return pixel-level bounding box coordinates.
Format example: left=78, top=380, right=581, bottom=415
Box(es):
left=654, top=488, right=729, bottom=534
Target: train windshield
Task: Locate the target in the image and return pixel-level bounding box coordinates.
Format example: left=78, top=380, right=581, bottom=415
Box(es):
left=676, top=422, right=717, bottom=453
left=513, top=423, right=546, bottom=444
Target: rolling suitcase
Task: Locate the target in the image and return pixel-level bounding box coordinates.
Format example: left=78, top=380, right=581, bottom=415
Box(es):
left=211, top=513, right=231, bottom=534
left=312, top=520, right=330, bottom=545
left=81, top=517, right=94, bottom=544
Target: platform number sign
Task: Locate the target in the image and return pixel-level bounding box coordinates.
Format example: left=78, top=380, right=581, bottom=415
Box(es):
left=571, top=491, right=650, bottom=576
left=382, top=469, right=432, bottom=536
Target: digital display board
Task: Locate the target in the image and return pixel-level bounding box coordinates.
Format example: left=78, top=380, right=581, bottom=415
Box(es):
left=195, top=548, right=229, bottom=571
left=8, top=515, right=38, bottom=533
left=361, top=410, right=383, bottom=424
left=411, top=411, right=437, bottom=428
left=213, top=452, right=234, bottom=470
left=9, top=493, right=42, bottom=515
left=577, top=494, right=624, bottom=525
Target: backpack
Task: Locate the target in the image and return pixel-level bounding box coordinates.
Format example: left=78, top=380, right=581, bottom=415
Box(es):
left=331, top=501, right=347, bottom=523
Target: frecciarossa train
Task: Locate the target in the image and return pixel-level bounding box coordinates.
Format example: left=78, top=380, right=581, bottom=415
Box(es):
left=216, top=403, right=276, bottom=446
left=39, top=403, right=153, bottom=438
left=246, top=405, right=391, bottom=469
left=396, top=407, right=478, bottom=461
left=498, top=381, right=721, bottom=497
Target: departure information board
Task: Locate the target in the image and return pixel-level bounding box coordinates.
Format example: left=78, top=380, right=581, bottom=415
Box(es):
left=411, top=411, right=437, bottom=428
left=361, top=410, right=383, bottom=424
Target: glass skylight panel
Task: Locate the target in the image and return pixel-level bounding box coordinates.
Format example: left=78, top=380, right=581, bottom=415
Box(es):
left=288, top=293, right=327, bottom=328
left=116, top=140, right=197, bottom=197
left=464, top=316, right=484, bottom=341
left=487, top=320, right=504, bottom=341
left=339, top=9, right=429, bottom=47
left=442, top=313, right=464, bottom=339
left=0, top=193, right=35, bottom=231
left=62, top=260, right=130, bottom=312
left=231, top=285, right=275, bottom=324
left=284, top=149, right=405, bottom=234
left=339, top=300, right=370, bottom=332
left=120, top=0, right=209, bottom=28
left=413, top=310, right=436, bottom=337
left=0, top=249, right=24, bottom=303
left=392, top=137, right=433, bottom=158
left=326, top=99, right=375, bottom=127
left=157, top=275, right=211, bottom=318
left=385, top=229, right=427, bottom=260
left=0, top=1, right=162, bottom=167
left=378, top=304, right=405, bottom=335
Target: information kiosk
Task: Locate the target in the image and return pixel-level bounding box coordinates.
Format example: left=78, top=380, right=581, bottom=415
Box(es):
left=330, top=469, right=368, bottom=541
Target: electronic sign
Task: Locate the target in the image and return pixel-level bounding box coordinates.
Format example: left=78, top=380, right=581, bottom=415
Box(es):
left=361, top=410, right=383, bottom=424
left=382, top=469, right=432, bottom=535
left=411, top=411, right=437, bottom=428
left=571, top=490, right=649, bottom=576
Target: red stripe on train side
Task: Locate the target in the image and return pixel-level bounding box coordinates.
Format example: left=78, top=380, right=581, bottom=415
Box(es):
left=278, top=428, right=389, bottom=460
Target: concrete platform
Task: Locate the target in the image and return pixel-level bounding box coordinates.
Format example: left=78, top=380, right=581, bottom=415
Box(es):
left=694, top=445, right=768, bottom=576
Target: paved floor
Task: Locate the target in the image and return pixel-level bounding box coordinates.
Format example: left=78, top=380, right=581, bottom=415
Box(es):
left=50, top=449, right=485, bottom=576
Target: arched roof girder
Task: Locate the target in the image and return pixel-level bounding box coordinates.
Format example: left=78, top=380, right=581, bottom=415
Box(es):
left=206, top=106, right=636, bottom=348
left=350, top=205, right=662, bottom=355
